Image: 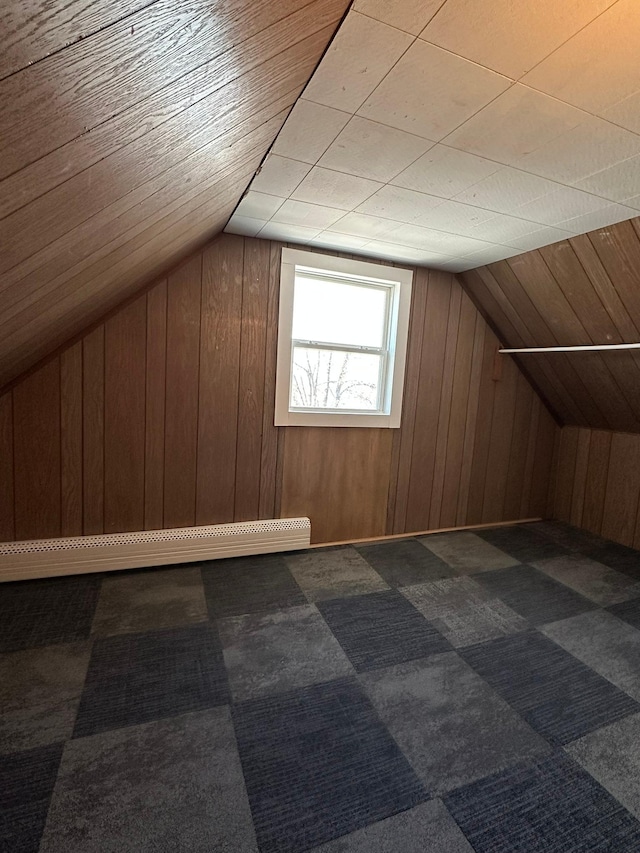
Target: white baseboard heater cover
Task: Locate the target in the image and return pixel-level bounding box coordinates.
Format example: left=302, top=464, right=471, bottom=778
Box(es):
left=0, top=518, right=311, bottom=582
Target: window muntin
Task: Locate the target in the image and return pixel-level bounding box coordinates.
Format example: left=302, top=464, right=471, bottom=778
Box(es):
left=275, top=249, right=412, bottom=428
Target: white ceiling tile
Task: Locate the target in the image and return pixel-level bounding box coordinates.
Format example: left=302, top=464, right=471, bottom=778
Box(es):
left=358, top=40, right=510, bottom=141
left=318, top=117, right=433, bottom=182
left=500, top=225, right=574, bottom=250
left=271, top=199, right=345, bottom=229
left=302, top=12, right=413, bottom=113
left=291, top=166, right=382, bottom=210
left=554, top=204, right=638, bottom=235
left=353, top=0, right=446, bottom=35
left=250, top=155, right=311, bottom=197
left=421, top=0, right=616, bottom=80
left=402, top=198, right=498, bottom=234
left=624, top=195, right=640, bottom=210
left=224, top=216, right=267, bottom=237
left=272, top=100, right=351, bottom=164
left=308, top=232, right=372, bottom=251
left=444, top=84, right=587, bottom=165
left=516, top=115, right=640, bottom=184
left=522, top=0, right=640, bottom=113
left=468, top=213, right=556, bottom=243
left=602, top=91, right=640, bottom=135
left=386, top=222, right=500, bottom=255
left=325, top=212, right=400, bottom=240
left=355, top=185, right=445, bottom=225
left=436, top=258, right=479, bottom=272
left=457, top=245, right=523, bottom=266
left=257, top=222, right=321, bottom=243
left=362, top=241, right=453, bottom=264
left=391, top=145, right=500, bottom=198
left=453, top=167, right=558, bottom=213
left=514, top=186, right=608, bottom=225
left=575, top=156, right=640, bottom=203
left=235, top=191, right=286, bottom=220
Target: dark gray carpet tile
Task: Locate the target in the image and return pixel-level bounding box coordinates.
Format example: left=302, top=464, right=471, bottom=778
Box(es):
left=310, top=800, right=474, bottom=852
left=360, top=653, right=550, bottom=795
left=354, top=539, right=454, bottom=587
left=218, top=604, right=352, bottom=701
left=0, top=574, right=101, bottom=653
left=317, top=590, right=451, bottom=672
left=444, top=750, right=640, bottom=853
left=232, top=676, right=428, bottom=853
left=474, top=564, right=596, bottom=624
left=528, top=520, right=606, bottom=552
left=476, top=525, right=570, bottom=563
left=73, top=623, right=229, bottom=738
left=542, top=610, right=640, bottom=702
left=201, top=553, right=307, bottom=618
left=418, top=531, right=519, bottom=573
left=460, top=631, right=640, bottom=745
left=0, top=742, right=63, bottom=853
left=91, top=565, right=208, bottom=636
left=0, top=642, right=91, bottom=754
left=609, top=597, right=640, bottom=630
left=39, top=708, right=257, bottom=853
left=585, top=542, right=640, bottom=580
left=567, top=712, right=640, bottom=822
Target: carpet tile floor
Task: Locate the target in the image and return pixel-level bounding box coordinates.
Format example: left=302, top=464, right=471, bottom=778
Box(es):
left=3, top=521, right=640, bottom=851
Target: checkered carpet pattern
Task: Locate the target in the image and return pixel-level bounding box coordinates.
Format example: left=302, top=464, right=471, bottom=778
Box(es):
left=3, top=521, right=640, bottom=851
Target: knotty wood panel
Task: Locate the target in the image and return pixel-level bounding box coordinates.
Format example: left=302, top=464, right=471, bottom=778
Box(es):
left=460, top=216, right=640, bottom=434
left=0, top=234, right=559, bottom=545
left=0, top=0, right=350, bottom=389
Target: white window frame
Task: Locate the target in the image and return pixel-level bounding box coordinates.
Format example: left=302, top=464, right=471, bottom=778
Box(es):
left=275, top=248, right=413, bottom=428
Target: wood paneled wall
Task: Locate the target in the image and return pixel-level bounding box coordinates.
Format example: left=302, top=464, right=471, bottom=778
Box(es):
left=0, top=234, right=558, bottom=546
left=551, top=426, right=640, bottom=549
left=459, top=216, right=640, bottom=433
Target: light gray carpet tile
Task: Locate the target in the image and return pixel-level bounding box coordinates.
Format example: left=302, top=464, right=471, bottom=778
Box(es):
left=419, top=531, right=519, bottom=573
left=218, top=604, right=353, bottom=701
left=39, top=708, right=257, bottom=853
left=359, top=652, right=550, bottom=794
left=533, top=555, right=640, bottom=606
left=542, top=610, right=640, bottom=702
left=285, top=546, right=388, bottom=601
left=401, top=576, right=528, bottom=647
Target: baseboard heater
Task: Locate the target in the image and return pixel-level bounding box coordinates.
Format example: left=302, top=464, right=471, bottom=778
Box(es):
left=0, top=518, right=311, bottom=583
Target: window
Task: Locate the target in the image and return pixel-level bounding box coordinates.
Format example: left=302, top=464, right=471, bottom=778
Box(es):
left=275, top=248, right=412, bottom=427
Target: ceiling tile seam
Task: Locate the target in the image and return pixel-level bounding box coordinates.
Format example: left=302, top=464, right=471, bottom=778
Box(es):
left=2, top=14, right=341, bottom=220
left=415, top=0, right=621, bottom=84
left=0, top=0, right=161, bottom=85
left=348, top=7, right=441, bottom=39
left=506, top=0, right=623, bottom=83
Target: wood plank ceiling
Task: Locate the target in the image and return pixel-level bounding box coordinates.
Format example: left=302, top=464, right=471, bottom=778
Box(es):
left=459, top=216, right=640, bottom=433
left=0, top=0, right=350, bottom=389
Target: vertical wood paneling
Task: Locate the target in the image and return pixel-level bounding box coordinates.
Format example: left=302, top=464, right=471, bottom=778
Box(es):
left=104, top=296, right=146, bottom=532
left=554, top=427, right=580, bottom=524
left=196, top=236, right=243, bottom=525
left=0, top=233, right=559, bottom=546
left=82, top=327, right=104, bottom=534
left=164, top=255, right=202, bottom=528
left=60, top=342, right=83, bottom=535
left=144, top=280, right=167, bottom=529
left=570, top=428, right=591, bottom=528
left=601, top=433, right=640, bottom=546
left=235, top=239, right=270, bottom=522
left=0, top=393, right=15, bottom=541
left=13, top=359, right=61, bottom=539
left=582, top=430, right=612, bottom=535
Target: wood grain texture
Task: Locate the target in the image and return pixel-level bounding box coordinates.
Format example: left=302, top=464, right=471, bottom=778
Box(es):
left=0, top=234, right=558, bottom=544
left=460, top=215, right=640, bottom=434
left=0, top=0, right=350, bottom=390
left=104, top=297, right=146, bottom=532
left=0, top=393, right=14, bottom=540
left=12, top=359, right=61, bottom=539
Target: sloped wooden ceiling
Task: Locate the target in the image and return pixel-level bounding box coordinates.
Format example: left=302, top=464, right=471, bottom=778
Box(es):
left=0, top=0, right=350, bottom=389
left=459, top=215, right=640, bottom=432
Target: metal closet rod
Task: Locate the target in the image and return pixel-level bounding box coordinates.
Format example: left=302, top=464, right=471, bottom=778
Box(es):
left=499, top=343, right=640, bottom=353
